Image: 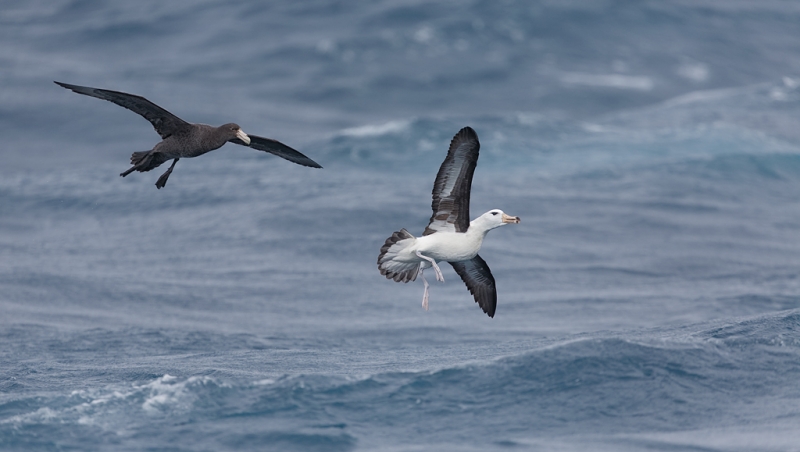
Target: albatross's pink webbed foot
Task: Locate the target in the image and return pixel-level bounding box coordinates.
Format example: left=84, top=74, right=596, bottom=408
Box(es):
left=415, top=250, right=444, bottom=283
left=420, top=266, right=430, bottom=311
left=431, top=261, right=444, bottom=282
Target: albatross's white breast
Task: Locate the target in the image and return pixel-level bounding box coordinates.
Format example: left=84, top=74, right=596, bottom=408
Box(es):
left=415, top=231, right=484, bottom=263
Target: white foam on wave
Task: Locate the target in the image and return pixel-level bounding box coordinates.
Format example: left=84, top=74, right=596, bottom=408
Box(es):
left=0, top=374, right=220, bottom=430
left=658, top=83, right=767, bottom=109
left=677, top=62, right=711, bottom=82
left=339, top=120, right=411, bottom=137
left=0, top=407, right=59, bottom=426
left=141, top=374, right=215, bottom=414
left=560, top=72, right=654, bottom=91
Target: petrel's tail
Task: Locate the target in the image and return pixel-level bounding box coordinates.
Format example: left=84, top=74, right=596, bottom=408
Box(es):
left=377, top=228, right=420, bottom=283
left=120, top=151, right=169, bottom=177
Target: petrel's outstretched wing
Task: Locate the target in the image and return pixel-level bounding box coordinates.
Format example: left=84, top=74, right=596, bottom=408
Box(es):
left=450, top=255, right=497, bottom=317
left=423, top=127, right=480, bottom=236
left=229, top=135, right=322, bottom=168
left=55, top=81, right=189, bottom=139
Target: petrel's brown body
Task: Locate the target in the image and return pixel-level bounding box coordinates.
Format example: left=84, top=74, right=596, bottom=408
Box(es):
left=56, top=81, right=321, bottom=189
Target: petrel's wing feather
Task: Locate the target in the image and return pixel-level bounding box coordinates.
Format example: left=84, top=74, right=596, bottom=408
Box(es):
left=55, top=81, right=189, bottom=139
left=229, top=135, right=322, bottom=168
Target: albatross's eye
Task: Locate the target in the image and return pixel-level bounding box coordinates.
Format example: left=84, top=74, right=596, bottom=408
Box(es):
left=491, top=211, right=498, bottom=216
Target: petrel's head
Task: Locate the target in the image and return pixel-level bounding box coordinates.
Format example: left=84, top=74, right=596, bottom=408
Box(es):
left=222, top=123, right=250, bottom=144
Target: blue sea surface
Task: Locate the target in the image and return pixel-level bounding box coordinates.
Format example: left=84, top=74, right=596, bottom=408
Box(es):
left=2, top=1, right=800, bottom=450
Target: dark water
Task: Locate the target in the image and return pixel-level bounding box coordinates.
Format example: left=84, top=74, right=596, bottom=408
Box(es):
left=3, top=1, right=800, bottom=451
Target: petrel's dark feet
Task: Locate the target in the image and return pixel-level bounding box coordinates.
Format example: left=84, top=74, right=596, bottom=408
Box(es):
left=155, top=158, right=179, bottom=189
left=155, top=170, right=171, bottom=189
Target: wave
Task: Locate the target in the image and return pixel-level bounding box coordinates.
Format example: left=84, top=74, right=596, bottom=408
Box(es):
left=3, top=310, right=798, bottom=450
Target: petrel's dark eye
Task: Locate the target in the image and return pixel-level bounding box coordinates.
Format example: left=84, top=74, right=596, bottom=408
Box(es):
left=491, top=212, right=498, bottom=216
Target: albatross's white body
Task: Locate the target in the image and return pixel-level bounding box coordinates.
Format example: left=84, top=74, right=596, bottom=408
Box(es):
left=382, top=211, right=517, bottom=271
left=377, top=127, right=520, bottom=318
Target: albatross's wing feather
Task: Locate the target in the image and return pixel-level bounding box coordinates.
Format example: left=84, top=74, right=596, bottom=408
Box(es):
left=54, top=81, right=189, bottom=139
left=230, top=135, right=322, bottom=168
left=450, top=255, right=497, bottom=318
left=423, top=127, right=479, bottom=235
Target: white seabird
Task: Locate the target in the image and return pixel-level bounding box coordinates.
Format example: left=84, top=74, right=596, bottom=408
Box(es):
left=377, top=126, right=520, bottom=318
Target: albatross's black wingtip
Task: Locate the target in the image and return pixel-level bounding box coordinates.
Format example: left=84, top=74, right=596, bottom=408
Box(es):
left=449, top=256, right=497, bottom=319
left=455, top=126, right=478, bottom=141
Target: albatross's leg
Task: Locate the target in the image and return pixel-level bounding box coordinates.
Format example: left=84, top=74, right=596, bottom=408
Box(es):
left=419, top=265, right=430, bottom=311
left=415, top=250, right=444, bottom=282
left=155, top=158, right=180, bottom=189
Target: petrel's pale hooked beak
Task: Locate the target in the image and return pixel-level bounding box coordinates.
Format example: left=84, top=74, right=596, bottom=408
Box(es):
left=237, top=129, right=251, bottom=145
left=502, top=213, right=520, bottom=224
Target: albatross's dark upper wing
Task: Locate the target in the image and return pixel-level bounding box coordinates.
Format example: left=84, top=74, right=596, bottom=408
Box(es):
left=229, top=135, right=322, bottom=168
left=54, top=81, right=189, bottom=139
left=450, top=255, right=497, bottom=317
left=423, top=127, right=480, bottom=236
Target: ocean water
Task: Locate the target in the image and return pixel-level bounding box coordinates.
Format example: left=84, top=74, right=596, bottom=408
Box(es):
left=3, top=1, right=800, bottom=451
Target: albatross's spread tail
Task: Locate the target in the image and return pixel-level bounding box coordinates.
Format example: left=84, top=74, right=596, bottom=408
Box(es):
left=377, top=228, right=420, bottom=283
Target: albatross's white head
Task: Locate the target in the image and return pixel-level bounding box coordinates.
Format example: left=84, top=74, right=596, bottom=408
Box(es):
left=472, top=209, right=521, bottom=232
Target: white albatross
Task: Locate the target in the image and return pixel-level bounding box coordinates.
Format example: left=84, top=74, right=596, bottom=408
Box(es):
left=377, top=126, right=520, bottom=318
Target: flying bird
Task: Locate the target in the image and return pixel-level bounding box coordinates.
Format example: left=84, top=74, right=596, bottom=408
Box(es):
left=55, top=81, right=321, bottom=189
left=377, top=127, right=520, bottom=318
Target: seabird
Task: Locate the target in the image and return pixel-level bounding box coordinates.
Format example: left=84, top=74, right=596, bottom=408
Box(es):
left=377, top=127, right=520, bottom=318
left=55, top=81, right=322, bottom=189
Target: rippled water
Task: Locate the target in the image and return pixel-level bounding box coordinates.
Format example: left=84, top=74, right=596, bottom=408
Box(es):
left=3, top=1, right=800, bottom=451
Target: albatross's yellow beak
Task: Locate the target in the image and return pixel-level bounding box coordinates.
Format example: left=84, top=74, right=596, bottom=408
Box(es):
left=237, top=129, right=251, bottom=145
left=502, top=213, right=520, bottom=224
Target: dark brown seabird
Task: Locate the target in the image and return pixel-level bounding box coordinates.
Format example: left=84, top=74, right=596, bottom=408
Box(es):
left=55, top=81, right=322, bottom=189
left=377, top=127, right=520, bottom=318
